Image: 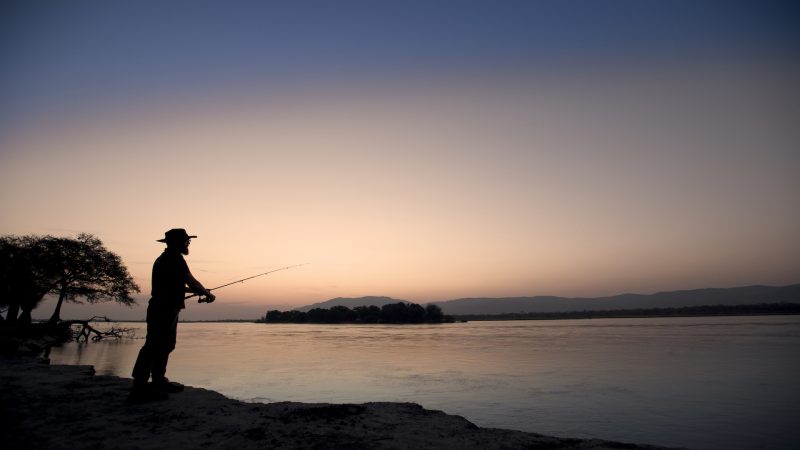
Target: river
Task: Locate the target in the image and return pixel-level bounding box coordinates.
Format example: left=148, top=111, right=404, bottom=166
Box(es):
left=46, top=315, right=800, bottom=450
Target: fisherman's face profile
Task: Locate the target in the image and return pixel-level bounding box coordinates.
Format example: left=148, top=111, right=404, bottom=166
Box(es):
left=166, top=238, right=190, bottom=255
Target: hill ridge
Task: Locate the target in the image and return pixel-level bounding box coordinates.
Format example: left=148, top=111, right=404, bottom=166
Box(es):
left=294, top=284, right=800, bottom=315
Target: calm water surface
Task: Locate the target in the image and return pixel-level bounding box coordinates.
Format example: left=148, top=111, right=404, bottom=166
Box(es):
left=47, top=316, right=800, bottom=450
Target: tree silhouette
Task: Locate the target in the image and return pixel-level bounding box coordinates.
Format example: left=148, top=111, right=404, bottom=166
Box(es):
left=424, top=304, right=444, bottom=323
left=328, top=305, right=356, bottom=323
left=0, top=234, right=140, bottom=324
left=380, top=302, right=425, bottom=323
left=1, top=236, right=54, bottom=324
left=353, top=305, right=381, bottom=323
left=44, top=234, right=140, bottom=323
left=260, top=302, right=452, bottom=324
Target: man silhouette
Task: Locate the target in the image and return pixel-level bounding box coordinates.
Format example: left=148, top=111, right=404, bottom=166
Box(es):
left=130, top=228, right=216, bottom=400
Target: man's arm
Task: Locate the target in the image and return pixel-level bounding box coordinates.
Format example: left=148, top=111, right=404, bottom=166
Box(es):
left=186, top=272, right=216, bottom=302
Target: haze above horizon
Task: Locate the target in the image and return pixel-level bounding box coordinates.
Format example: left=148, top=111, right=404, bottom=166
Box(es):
left=3, top=1, right=799, bottom=321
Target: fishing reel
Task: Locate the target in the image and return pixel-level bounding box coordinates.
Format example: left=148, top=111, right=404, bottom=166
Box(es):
left=197, top=294, right=215, bottom=304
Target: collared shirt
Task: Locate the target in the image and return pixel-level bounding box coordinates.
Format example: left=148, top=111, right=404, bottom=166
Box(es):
left=151, top=248, right=190, bottom=310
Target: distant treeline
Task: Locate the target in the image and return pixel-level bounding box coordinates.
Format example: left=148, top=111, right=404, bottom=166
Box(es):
left=454, top=302, right=800, bottom=321
left=259, top=303, right=453, bottom=324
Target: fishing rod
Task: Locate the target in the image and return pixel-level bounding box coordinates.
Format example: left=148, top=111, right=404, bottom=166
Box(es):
left=187, top=263, right=309, bottom=303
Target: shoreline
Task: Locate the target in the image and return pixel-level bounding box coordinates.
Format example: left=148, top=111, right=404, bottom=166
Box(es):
left=0, top=356, right=677, bottom=449
left=29, top=311, right=800, bottom=324
left=456, top=311, right=800, bottom=321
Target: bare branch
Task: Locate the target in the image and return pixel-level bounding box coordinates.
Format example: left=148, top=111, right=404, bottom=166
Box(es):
left=63, top=318, right=135, bottom=343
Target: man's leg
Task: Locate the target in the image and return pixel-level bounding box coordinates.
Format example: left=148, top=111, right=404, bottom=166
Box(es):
left=131, top=341, right=153, bottom=386
left=151, top=309, right=184, bottom=393
left=150, top=309, right=178, bottom=383
left=132, top=301, right=161, bottom=386
left=129, top=303, right=174, bottom=400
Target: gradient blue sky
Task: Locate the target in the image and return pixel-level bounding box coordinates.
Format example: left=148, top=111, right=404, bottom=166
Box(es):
left=1, top=1, right=798, bottom=319
left=3, top=1, right=797, bottom=128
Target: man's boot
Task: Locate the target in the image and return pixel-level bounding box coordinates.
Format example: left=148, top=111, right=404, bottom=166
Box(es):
left=152, top=377, right=184, bottom=393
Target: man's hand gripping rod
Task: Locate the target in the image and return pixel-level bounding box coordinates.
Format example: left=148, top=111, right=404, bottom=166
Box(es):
left=185, top=263, right=309, bottom=303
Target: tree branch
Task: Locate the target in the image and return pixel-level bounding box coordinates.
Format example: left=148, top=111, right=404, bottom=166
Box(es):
left=62, top=317, right=135, bottom=343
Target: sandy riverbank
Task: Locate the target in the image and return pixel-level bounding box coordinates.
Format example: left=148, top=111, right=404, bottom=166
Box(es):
left=0, top=357, right=676, bottom=449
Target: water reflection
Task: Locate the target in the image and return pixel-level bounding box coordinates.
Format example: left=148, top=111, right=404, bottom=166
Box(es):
left=47, top=323, right=145, bottom=376
left=46, top=316, right=800, bottom=450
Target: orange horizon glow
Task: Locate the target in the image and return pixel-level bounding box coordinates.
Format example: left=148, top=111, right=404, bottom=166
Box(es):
left=3, top=64, right=799, bottom=321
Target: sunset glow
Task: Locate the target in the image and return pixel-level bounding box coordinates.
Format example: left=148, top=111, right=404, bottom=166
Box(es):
left=2, top=1, right=798, bottom=320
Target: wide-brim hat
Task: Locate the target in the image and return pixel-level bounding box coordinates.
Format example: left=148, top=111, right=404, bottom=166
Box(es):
left=157, top=228, right=198, bottom=243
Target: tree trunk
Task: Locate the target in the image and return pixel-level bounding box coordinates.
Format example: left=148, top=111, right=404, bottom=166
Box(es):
left=5, top=302, right=20, bottom=324
left=48, top=290, right=67, bottom=324
left=18, top=308, right=32, bottom=325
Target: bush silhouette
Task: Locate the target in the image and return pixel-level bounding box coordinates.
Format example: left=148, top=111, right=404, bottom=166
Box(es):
left=261, top=302, right=452, bottom=324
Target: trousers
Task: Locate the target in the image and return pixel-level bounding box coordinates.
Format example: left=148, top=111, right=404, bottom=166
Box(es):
left=132, top=300, right=179, bottom=383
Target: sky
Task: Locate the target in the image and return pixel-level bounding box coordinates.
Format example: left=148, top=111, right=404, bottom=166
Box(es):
left=1, top=1, right=799, bottom=320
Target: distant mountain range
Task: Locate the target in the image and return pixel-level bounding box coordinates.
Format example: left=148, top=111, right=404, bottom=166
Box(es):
left=295, top=296, right=411, bottom=312
left=295, top=284, right=800, bottom=315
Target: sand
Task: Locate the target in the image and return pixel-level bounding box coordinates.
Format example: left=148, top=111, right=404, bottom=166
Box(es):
left=0, top=357, right=677, bottom=449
